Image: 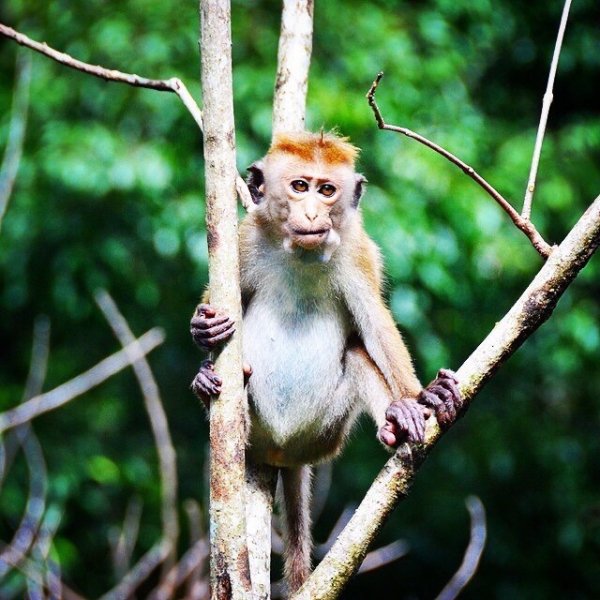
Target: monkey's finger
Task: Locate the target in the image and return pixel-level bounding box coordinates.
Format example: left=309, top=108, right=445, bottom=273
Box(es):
left=190, top=314, right=233, bottom=330
left=198, top=327, right=237, bottom=349
left=192, top=360, right=223, bottom=398
left=432, top=386, right=457, bottom=421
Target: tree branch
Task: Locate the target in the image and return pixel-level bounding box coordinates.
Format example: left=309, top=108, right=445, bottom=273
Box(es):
left=0, top=50, right=31, bottom=232
left=0, top=327, right=165, bottom=433
left=435, top=496, right=486, bottom=600
left=522, top=0, right=573, bottom=219
left=292, top=193, right=600, bottom=599
left=94, top=289, right=179, bottom=574
left=199, top=1, right=252, bottom=598
left=0, top=22, right=254, bottom=212
left=366, top=72, right=553, bottom=259
left=272, top=0, right=314, bottom=134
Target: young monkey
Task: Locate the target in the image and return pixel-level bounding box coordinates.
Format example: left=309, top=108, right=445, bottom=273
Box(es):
left=191, top=131, right=462, bottom=593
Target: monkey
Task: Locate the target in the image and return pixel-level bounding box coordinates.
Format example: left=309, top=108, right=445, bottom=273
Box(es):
left=190, top=131, right=462, bottom=594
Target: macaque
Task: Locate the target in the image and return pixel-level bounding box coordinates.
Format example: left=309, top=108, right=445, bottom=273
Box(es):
left=191, top=131, right=461, bottom=593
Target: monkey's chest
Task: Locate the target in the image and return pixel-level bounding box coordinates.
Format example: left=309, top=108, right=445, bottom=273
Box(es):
left=242, top=295, right=351, bottom=449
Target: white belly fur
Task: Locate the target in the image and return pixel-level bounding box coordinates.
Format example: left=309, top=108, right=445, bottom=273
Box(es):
left=242, top=288, right=352, bottom=450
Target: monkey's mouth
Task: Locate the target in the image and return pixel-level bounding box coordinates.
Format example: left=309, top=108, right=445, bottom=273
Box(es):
left=291, top=227, right=330, bottom=249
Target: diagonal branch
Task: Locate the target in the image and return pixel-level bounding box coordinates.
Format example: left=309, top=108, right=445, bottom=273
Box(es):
left=0, top=328, right=165, bottom=433
left=366, top=72, right=553, bottom=259
left=292, top=193, right=600, bottom=599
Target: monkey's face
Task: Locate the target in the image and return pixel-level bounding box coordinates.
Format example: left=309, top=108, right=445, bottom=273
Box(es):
left=260, top=156, right=359, bottom=254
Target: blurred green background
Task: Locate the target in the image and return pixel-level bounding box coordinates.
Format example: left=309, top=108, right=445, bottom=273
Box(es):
left=1, top=0, right=600, bottom=597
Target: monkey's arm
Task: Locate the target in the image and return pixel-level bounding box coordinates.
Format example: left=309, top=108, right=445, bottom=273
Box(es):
left=339, top=229, right=462, bottom=444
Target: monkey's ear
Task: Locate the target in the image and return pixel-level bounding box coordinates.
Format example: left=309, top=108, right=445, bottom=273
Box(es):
left=352, top=174, right=367, bottom=208
left=247, top=161, right=266, bottom=205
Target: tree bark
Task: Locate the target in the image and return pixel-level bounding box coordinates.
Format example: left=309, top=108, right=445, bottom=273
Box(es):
left=199, top=2, right=251, bottom=599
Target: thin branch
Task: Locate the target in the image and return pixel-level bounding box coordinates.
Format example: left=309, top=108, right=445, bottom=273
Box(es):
left=0, top=22, right=253, bottom=212
left=0, top=50, right=31, bottom=232
left=110, top=496, right=143, bottom=581
left=33, top=505, right=64, bottom=600
left=435, top=496, right=487, bottom=600
left=522, top=0, right=573, bottom=219
left=98, top=538, right=172, bottom=600
left=292, top=194, right=600, bottom=599
left=183, top=499, right=207, bottom=599
left=94, top=289, right=179, bottom=573
left=358, top=540, right=409, bottom=574
left=0, top=328, right=165, bottom=433
left=148, top=538, right=210, bottom=600
left=366, top=72, right=553, bottom=259
left=0, top=317, right=50, bottom=581
left=272, top=0, right=314, bottom=134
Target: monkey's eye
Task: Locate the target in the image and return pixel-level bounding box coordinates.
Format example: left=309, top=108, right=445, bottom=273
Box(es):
left=318, top=184, right=337, bottom=198
left=291, top=180, right=309, bottom=193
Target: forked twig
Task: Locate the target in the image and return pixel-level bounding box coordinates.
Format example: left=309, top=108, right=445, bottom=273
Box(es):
left=366, top=72, right=553, bottom=259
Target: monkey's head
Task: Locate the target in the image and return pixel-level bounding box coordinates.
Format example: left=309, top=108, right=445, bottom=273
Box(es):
left=247, top=131, right=366, bottom=261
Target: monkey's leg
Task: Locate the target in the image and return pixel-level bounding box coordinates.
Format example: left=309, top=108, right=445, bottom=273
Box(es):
left=344, top=346, right=431, bottom=446
left=281, top=465, right=313, bottom=594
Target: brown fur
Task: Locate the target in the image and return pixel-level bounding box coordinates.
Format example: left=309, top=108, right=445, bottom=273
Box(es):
left=268, top=131, right=359, bottom=166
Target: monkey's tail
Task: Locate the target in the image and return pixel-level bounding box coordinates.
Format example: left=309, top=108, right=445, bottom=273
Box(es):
left=280, top=465, right=313, bottom=594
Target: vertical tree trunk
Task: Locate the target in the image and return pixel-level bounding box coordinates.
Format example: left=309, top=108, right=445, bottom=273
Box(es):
left=199, top=2, right=251, bottom=598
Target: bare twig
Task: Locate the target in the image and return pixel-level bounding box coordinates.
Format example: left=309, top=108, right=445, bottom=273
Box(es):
left=435, top=496, right=487, bottom=600
left=149, top=538, right=210, bottom=600
left=183, top=499, right=207, bottom=598
left=0, top=317, right=50, bottom=581
left=358, top=540, right=410, bottom=574
left=292, top=194, right=600, bottom=599
left=522, top=0, right=573, bottom=219
left=272, top=0, right=314, bottom=134
left=94, top=289, right=179, bottom=573
left=98, top=538, right=172, bottom=600
left=0, top=50, right=31, bottom=232
left=32, top=505, right=64, bottom=599
left=0, top=22, right=253, bottom=211
left=366, top=72, right=553, bottom=259
left=110, top=496, right=143, bottom=581
left=0, top=328, right=165, bottom=433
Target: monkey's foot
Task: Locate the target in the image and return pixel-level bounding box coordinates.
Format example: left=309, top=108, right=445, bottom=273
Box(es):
left=378, top=399, right=432, bottom=446
left=419, top=368, right=462, bottom=429
left=191, top=359, right=223, bottom=407
left=190, top=303, right=235, bottom=351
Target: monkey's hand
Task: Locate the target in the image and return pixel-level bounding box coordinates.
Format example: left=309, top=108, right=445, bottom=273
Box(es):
left=190, top=303, right=235, bottom=352
left=418, top=368, right=462, bottom=429
left=192, top=359, right=222, bottom=408
left=378, top=399, right=431, bottom=446
left=191, top=360, right=253, bottom=409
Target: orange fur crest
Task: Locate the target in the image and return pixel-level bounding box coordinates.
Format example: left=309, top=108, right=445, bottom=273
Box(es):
left=268, top=131, right=359, bottom=166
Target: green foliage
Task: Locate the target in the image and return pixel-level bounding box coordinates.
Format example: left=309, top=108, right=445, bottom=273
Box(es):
left=1, top=0, right=600, bottom=597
